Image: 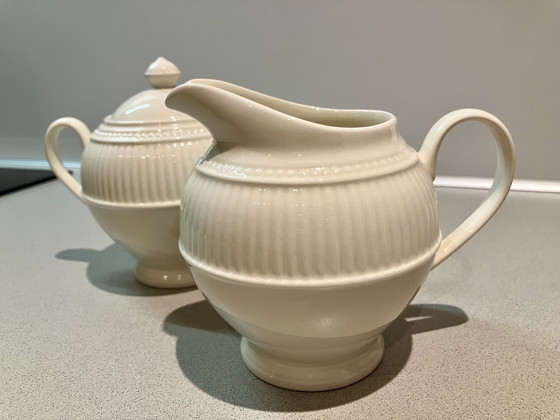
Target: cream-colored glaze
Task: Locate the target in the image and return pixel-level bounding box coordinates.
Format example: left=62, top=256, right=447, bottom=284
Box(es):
left=45, top=58, right=213, bottom=288
left=166, top=79, right=516, bottom=390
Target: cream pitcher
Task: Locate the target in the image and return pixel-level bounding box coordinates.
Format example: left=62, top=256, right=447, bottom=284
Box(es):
left=166, top=79, right=515, bottom=391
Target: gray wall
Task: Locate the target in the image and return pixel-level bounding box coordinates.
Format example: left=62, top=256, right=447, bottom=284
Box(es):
left=1, top=0, right=558, bottom=180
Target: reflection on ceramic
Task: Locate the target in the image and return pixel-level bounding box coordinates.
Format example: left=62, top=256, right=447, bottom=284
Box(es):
left=166, top=79, right=516, bottom=390
left=45, top=58, right=213, bottom=288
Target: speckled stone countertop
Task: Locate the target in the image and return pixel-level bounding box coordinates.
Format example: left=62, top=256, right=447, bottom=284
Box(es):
left=1, top=178, right=559, bottom=419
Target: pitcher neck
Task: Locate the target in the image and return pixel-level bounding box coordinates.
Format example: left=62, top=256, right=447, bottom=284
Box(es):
left=165, top=79, right=401, bottom=154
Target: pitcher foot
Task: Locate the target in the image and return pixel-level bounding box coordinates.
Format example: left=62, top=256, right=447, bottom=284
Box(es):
left=241, top=335, right=384, bottom=391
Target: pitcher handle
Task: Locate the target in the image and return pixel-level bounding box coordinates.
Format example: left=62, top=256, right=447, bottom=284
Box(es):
left=45, top=117, right=90, bottom=202
left=418, top=109, right=515, bottom=269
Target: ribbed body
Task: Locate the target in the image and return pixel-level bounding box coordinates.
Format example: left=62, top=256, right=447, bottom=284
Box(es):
left=181, top=149, right=440, bottom=282
left=81, top=133, right=212, bottom=207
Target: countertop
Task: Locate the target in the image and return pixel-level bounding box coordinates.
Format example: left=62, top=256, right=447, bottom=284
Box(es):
left=1, top=178, right=559, bottom=419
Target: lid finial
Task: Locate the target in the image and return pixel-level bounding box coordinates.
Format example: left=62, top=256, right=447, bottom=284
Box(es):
left=145, top=57, right=181, bottom=89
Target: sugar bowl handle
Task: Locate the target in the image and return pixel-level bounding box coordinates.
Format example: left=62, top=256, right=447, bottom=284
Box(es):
left=418, top=109, right=516, bottom=269
left=45, top=117, right=90, bottom=202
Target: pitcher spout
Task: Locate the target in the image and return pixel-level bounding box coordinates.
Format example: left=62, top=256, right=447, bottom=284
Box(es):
left=165, top=80, right=250, bottom=146
left=167, top=79, right=320, bottom=149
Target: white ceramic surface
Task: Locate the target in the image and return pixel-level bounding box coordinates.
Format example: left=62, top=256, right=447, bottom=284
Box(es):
left=45, top=58, right=213, bottom=288
left=166, top=80, right=516, bottom=390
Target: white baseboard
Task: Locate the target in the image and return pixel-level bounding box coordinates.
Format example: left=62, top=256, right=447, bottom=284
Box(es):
left=434, top=176, right=560, bottom=194
left=2, top=159, right=559, bottom=194
left=0, top=159, right=82, bottom=171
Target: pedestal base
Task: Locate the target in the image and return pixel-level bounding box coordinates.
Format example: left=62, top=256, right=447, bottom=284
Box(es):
left=241, top=335, right=384, bottom=392
left=135, top=263, right=195, bottom=289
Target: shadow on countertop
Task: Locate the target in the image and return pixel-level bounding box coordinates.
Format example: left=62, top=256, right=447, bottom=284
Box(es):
left=163, top=300, right=468, bottom=412
left=56, top=244, right=192, bottom=296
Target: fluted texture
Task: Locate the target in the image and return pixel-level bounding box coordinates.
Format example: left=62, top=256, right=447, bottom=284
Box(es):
left=81, top=138, right=212, bottom=206
left=181, top=162, right=440, bottom=280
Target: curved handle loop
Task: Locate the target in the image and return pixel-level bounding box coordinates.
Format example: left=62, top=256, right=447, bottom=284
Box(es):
left=45, top=117, right=90, bottom=202
left=418, top=109, right=515, bottom=269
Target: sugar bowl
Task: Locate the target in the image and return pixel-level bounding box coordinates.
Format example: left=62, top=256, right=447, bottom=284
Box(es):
left=45, top=58, right=213, bottom=288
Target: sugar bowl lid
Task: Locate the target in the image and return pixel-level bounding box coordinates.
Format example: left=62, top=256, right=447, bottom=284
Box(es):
left=92, top=57, right=207, bottom=141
